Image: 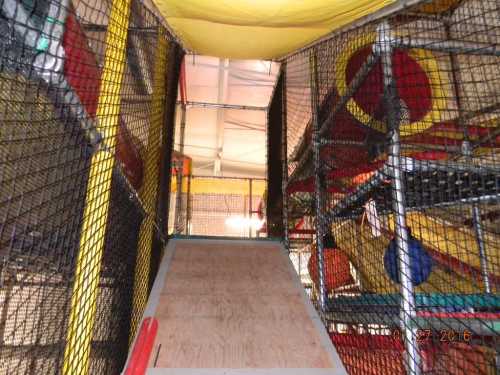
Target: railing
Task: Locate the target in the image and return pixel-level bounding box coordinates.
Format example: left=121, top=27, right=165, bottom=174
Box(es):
left=169, top=175, right=267, bottom=238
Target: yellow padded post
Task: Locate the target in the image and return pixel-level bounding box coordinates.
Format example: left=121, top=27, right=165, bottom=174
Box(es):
left=62, top=0, right=132, bottom=373
left=130, top=30, right=169, bottom=339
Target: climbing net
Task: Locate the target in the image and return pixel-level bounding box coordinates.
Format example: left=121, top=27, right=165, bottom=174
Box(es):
left=0, top=0, right=181, bottom=373
left=280, top=0, right=500, bottom=373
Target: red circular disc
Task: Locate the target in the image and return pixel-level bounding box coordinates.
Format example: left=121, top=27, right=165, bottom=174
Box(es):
left=346, top=47, right=433, bottom=125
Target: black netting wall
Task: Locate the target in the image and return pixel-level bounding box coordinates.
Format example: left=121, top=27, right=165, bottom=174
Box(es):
left=281, top=0, right=499, bottom=374
left=267, top=72, right=285, bottom=238
left=0, top=0, right=181, bottom=373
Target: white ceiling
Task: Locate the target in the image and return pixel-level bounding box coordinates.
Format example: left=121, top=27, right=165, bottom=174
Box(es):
left=174, top=55, right=280, bottom=178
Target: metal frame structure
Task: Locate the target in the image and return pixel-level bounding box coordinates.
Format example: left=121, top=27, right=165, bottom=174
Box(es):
left=279, top=1, right=500, bottom=373
left=309, top=52, right=327, bottom=312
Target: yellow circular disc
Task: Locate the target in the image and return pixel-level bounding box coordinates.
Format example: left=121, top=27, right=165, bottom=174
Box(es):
left=334, top=32, right=447, bottom=137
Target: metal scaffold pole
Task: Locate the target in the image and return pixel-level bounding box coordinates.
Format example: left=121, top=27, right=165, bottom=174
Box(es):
left=472, top=205, right=492, bottom=293
left=174, top=59, right=187, bottom=235
left=444, top=20, right=492, bottom=295
left=174, top=101, right=187, bottom=234
left=309, top=52, right=327, bottom=312
left=185, top=173, right=192, bottom=235
left=378, top=21, right=420, bottom=375
left=281, top=64, right=290, bottom=252
left=249, top=178, right=253, bottom=238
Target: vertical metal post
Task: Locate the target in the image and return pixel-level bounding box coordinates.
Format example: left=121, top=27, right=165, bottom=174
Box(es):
left=130, top=30, right=169, bottom=339
left=309, top=52, right=326, bottom=312
left=472, top=206, right=491, bottom=293
left=160, top=46, right=183, bottom=238
left=185, top=173, right=192, bottom=235
left=0, top=274, right=12, bottom=347
left=174, top=102, right=187, bottom=233
left=249, top=178, right=253, bottom=238
left=281, top=65, right=290, bottom=251
left=378, top=21, right=420, bottom=375
left=63, top=0, right=132, bottom=372
left=445, top=23, right=491, bottom=294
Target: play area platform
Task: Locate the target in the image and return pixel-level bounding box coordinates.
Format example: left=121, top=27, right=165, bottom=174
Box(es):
left=126, top=238, right=347, bottom=374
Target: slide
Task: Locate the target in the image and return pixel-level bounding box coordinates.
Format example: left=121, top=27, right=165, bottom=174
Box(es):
left=125, top=238, right=347, bottom=374
left=332, top=219, right=492, bottom=294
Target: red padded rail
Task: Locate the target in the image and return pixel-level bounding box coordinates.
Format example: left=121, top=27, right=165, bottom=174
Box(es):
left=124, top=317, right=159, bottom=375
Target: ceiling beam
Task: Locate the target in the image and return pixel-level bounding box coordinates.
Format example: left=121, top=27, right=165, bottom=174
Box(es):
left=180, top=101, right=267, bottom=111
left=214, top=58, right=229, bottom=176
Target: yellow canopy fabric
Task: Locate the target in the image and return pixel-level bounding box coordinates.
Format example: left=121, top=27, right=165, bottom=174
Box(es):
left=152, top=0, right=396, bottom=59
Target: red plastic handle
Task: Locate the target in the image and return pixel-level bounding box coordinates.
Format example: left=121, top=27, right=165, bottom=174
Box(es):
left=124, top=317, right=159, bottom=375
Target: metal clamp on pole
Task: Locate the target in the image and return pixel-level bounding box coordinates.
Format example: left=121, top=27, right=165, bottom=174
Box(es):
left=309, top=52, right=327, bottom=312
left=377, top=21, right=421, bottom=375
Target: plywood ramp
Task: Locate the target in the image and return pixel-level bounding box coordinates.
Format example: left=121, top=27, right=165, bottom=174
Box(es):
left=138, top=238, right=346, bottom=374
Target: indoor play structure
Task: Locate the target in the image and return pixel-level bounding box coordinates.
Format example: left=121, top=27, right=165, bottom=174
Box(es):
left=0, top=0, right=498, bottom=374
left=280, top=0, right=500, bottom=374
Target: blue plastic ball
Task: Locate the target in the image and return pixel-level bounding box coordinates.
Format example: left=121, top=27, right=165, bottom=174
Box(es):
left=383, top=236, right=433, bottom=286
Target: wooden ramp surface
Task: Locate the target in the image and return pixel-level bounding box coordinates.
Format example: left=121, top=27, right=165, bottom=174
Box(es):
left=141, top=239, right=346, bottom=374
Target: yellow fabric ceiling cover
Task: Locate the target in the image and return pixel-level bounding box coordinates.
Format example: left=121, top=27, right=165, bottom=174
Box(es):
left=153, top=0, right=396, bottom=59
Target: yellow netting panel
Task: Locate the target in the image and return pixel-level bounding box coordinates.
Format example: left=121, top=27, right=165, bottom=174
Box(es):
left=0, top=0, right=181, bottom=373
